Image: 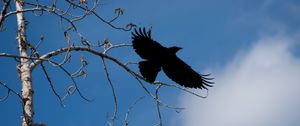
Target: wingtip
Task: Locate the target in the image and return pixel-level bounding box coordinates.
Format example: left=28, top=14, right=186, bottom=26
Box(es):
left=131, top=27, right=152, bottom=39
left=147, top=29, right=151, bottom=38
left=142, top=27, right=147, bottom=37
left=200, top=73, right=214, bottom=89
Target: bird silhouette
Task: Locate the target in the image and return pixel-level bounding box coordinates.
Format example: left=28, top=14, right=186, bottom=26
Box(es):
left=131, top=28, right=213, bottom=89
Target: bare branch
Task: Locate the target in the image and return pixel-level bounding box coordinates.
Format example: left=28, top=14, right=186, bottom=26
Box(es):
left=103, top=43, right=132, bottom=54
left=0, top=53, right=39, bottom=60
left=0, top=0, right=11, bottom=29
left=4, top=8, right=43, bottom=19
left=2, top=46, right=209, bottom=99
left=71, top=55, right=88, bottom=79
left=47, top=60, right=93, bottom=102
left=34, top=35, right=44, bottom=51
left=133, top=78, right=184, bottom=115
left=123, top=96, right=145, bottom=126
left=0, top=88, right=9, bottom=102
left=70, top=1, right=98, bottom=22
left=0, top=81, right=22, bottom=101
left=124, top=62, right=138, bottom=66
left=134, top=77, right=156, bottom=99
left=61, top=85, right=76, bottom=101
left=109, top=8, right=124, bottom=23
left=101, top=57, right=118, bottom=126
left=65, top=0, right=134, bottom=31
left=154, top=81, right=209, bottom=99
left=39, top=62, right=64, bottom=107
left=27, top=46, right=208, bottom=100
left=154, top=85, right=163, bottom=126
left=49, top=47, right=72, bottom=67
left=1, top=45, right=206, bottom=125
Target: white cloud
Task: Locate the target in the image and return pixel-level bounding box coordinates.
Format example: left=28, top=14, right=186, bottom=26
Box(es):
left=178, top=36, right=300, bottom=126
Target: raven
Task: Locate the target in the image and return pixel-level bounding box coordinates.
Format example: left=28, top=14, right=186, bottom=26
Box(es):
left=131, top=28, right=213, bottom=89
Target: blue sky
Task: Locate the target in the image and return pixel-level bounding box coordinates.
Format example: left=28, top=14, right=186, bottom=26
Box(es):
left=1, top=0, right=300, bottom=126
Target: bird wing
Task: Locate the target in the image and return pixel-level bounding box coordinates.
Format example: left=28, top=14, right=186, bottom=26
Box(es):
left=131, top=28, right=166, bottom=60
left=162, top=57, right=213, bottom=89
left=139, top=61, right=161, bottom=82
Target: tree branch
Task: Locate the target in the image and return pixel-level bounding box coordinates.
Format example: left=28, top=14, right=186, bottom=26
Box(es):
left=39, top=62, right=64, bottom=106
left=0, top=0, right=11, bottom=29
left=47, top=60, right=93, bottom=102
left=4, top=8, right=43, bottom=19
left=0, top=81, right=22, bottom=101
left=123, top=96, right=145, bottom=126
left=101, top=57, right=118, bottom=126
left=65, top=0, right=134, bottom=31
left=1, top=46, right=209, bottom=99
left=154, top=85, right=163, bottom=126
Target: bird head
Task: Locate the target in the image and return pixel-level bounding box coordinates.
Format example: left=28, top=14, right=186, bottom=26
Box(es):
left=168, top=46, right=182, bottom=54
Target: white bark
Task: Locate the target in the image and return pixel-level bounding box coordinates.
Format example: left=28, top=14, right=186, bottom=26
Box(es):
left=15, top=1, right=34, bottom=126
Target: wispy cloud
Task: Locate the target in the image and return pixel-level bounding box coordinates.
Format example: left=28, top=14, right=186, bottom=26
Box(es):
left=178, top=35, right=300, bottom=126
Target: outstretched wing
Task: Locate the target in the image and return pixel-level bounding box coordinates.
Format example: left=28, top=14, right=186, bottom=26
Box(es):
left=139, top=61, right=161, bottom=82
left=131, top=28, right=166, bottom=60
left=162, top=57, right=213, bottom=89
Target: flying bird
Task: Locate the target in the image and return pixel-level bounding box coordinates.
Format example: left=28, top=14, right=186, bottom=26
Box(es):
left=131, top=28, right=213, bottom=89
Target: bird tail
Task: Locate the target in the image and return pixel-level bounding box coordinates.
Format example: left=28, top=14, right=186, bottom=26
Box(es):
left=139, top=61, right=161, bottom=83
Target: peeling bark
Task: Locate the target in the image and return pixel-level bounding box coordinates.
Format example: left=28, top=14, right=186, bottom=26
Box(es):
left=15, top=0, right=34, bottom=126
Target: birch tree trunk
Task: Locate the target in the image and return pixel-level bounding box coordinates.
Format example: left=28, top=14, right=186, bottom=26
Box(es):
left=15, top=0, right=34, bottom=126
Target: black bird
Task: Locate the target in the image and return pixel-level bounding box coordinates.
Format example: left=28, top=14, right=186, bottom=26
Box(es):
left=131, top=28, right=213, bottom=89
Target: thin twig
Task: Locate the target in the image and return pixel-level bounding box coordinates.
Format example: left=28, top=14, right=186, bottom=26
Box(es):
left=0, top=0, right=11, bottom=29
left=124, top=62, right=138, bottom=66
left=101, top=57, right=118, bottom=126
left=61, top=85, right=76, bottom=101
left=48, top=60, right=93, bottom=102
left=71, top=55, right=88, bottom=79
left=34, top=35, right=44, bottom=50
left=134, top=77, right=156, bottom=98
left=65, top=0, right=134, bottom=31
left=154, top=85, right=163, bottom=126
left=123, top=96, right=145, bottom=126
left=154, top=81, right=209, bottom=98
left=4, top=8, right=43, bottom=18
left=0, top=87, right=9, bottom=101
left=134, top=78, right=184, bottom=114
left=39, top=62, right=64, bottom=107
left=0, top=81, right=22, bottom=100
left=103, top=43, right=132, bottom=54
